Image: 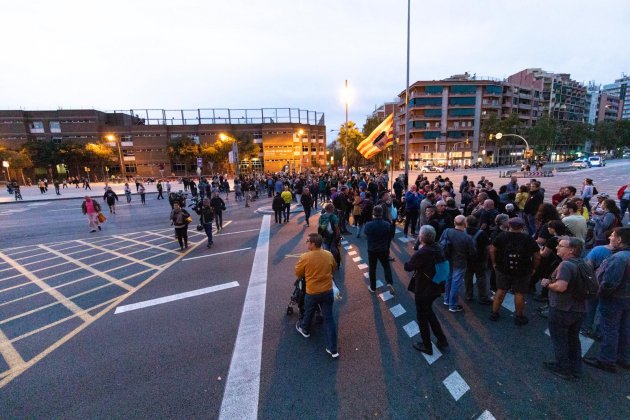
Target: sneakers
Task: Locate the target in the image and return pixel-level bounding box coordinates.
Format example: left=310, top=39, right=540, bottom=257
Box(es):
left=413, top=341, right=433, bottom=355
left=514, top=315, right=529, bottom=326
left=387, top=284, right=396, bottom=295
left=489, top=311, right=500, bottom=321
left=542, top=362, right=573, bottom=381
left=367, top=286, right=377, bottom=293
left=97, top=226, right=101, bottom=231
left=326, top=348, right=340, bottom=359
left=448, top=305, right=464, bottom=313
left=295, top=322, right=310, bottom=338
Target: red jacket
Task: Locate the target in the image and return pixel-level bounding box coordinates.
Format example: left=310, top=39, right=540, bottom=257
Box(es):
left=618, top=185, right=628, bottom=200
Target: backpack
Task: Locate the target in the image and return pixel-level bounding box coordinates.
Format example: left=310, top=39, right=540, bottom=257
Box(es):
left=567, top=258, right=598, bottom=301
left=499, top=240, right=527, bottom=274
left=318, top=213, right=335, bottom=239
left=438, top=228, right=452, bottom=259
left=592, top=186, right=599, bottom=195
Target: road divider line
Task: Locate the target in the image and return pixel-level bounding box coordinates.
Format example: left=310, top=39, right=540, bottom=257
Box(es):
left=443, top=370, right=470, bottom=401
left=215, top=227, right=259, bottom=237
left=0, top=327, right=25, bottom=371
left=114, top=281, right=239, bottom=314
left=182, top=248, right=252, bottom=261
left=219, top=215, right=270, bottom=420
left=73, top=240, right=160, bottom=271
left=110, top=235, right=180, bottom=255
left=0, top=250, right=93, bottom=323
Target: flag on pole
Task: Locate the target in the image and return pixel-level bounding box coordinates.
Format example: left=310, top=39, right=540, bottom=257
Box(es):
left=357, top=113, right=394, bottom=159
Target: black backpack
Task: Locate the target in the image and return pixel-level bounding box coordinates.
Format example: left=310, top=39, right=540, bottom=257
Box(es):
left=567, top=258, right=598, bottom=301
left=499, top=240, right=527, bottom=274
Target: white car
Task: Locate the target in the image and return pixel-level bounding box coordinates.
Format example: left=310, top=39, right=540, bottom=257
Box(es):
left=588, top=156, right=605, bottom=167
left=571, top=159, right=590, bottom=168
left=420, top=165, right=445, bottom=173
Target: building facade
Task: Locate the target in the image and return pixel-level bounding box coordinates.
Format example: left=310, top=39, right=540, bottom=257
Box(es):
left=602, top=75, right=629, bottom=120
left=0, top=108, right=327, bottom=178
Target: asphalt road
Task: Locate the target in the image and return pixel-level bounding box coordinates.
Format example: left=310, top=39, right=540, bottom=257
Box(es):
left=1, top=165, right=629, bottom=419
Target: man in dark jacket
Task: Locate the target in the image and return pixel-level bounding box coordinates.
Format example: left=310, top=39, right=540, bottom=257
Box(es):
left=524, top=180, right=544, bottom=236
left=404, top=224, right=449, bottom=355
left=364, top=206, right=396, bottom=294
left=464, top=215, right=493, bottom=304
left=404, top=185, right=421, bottom=237
left=209, top=192, right=226, bottom=230
left=272, top=192, right=284, bottom=224
left=442, top=215, right=475, bottom=313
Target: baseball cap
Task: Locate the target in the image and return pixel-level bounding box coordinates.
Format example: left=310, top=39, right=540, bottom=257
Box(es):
left=596, top=193, right=609, bottom=199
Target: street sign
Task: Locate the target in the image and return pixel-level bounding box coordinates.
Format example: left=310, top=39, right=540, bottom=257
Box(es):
left=197, top=157, right=203, bottom=168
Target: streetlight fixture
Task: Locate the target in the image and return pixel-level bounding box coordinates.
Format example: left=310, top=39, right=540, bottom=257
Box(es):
left=106, top=134, right=125, bottom=180
left=219, top=132, right=239, bottom=176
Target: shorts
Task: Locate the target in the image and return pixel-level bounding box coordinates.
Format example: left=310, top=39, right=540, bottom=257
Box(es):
left=495, top=271, right=531, bottom=294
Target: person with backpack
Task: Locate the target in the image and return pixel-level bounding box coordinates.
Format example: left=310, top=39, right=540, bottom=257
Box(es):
left=441, top=215, right=475, bottom=313
left=583, top=227, right=630, bottom=374
left=404, top=225, right=449, bottom=356
left=318, top=203, right=341, bottom=267
left=194, top=198, right=215, bottom=248
left=210, top=191, right=226, bottom=231
left=102, top=186, right=119, bottom=214
left=464, top=216, right=493, bottom=305
left=489, top=217, right=541, bottom=325
left=540, top=236, right=594, bottom=380
left=364, top=206, right=396, bottom=294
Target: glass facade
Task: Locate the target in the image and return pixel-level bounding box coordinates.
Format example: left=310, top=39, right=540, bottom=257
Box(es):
left=450, top=85, right=477, bottom=95
left=449, top=97, right=476, bottom=106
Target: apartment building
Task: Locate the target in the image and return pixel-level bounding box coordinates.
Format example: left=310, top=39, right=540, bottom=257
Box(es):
left=0, top=108, right=327, bottom=177
left=602, top=75, right=629, bottom=120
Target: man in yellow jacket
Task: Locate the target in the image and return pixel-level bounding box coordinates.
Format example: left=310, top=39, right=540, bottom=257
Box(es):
left=295, top=233, right=339, bottom=358
left=281, top=185, right=293, bottom=223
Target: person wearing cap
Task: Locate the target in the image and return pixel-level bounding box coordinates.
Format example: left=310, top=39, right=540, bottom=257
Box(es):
left=591, top=193, right=609, bottom=216
left=489, top=217, right=541, bottom=325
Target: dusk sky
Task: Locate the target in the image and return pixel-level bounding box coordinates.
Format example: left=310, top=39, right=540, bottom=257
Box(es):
left=2, top=0, right=628, bottom=134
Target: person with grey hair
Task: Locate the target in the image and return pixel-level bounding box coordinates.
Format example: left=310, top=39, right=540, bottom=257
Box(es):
left=441, top=215, right=475, bottom=312
left=540, top=235, right=592, bottom=380
left=405, top=224, right=449, bottom=355
left=364, top=205, right=396, bottom=294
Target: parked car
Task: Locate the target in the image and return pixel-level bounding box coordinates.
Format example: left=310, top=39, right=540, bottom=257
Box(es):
left=420, top=165, right=445, bottom=173
left=588, top=156, right=605, bottom=167
left=571, top=158, right=591, bottom=168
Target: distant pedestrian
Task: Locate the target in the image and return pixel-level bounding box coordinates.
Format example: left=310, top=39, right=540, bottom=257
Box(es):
left=53, top=179, right=61, bottom=195
left=138, top=184, right=146, bottom=205
left=272, top=192, right=284, bottom=224
left=210, top=191, right=226, bottom=230
left=194, top=198, right=215, bottom=248
left=38, top=179, right=46, bottom=194
left=103, top=187, right=119, bottom=214
left=170, top=202, right=190, bottom=251
left=124, top=183, right=132, bottom=203
left=281, top=185, right=292, bottom=223
left=301, top=187, right=314, bottom=227
left=157, top=181, right=164, bottom=200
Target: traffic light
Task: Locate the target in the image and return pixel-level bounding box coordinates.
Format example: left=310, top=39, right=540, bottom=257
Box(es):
left=386, top=159, right=391, bottom=165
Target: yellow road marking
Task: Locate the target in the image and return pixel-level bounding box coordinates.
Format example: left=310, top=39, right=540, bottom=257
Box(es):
left=0, top=238, right=201, bottom=389
left=110, top=235, right=180, bottom=254
left=0, top=251, right=93, bottom=323
left=71, top=241, right=160, bottom=271
left=0, top=327, right=24, bottom=370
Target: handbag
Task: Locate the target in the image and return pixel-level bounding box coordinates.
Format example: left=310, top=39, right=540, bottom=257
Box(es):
left=184, top=216, right=193, bottom=224
left=97, top=212, right=106, bottom=223
left=196, top=223, right=204, bottom=231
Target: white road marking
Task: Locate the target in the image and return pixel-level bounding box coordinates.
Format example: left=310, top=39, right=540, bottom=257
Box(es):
left=389, top=304, right=406, bottom=318
left=379, top=291, right=394, bottom=302
left=341, top=240, right=349, bottom=245
left=352, top=257, right=362, bottom=262
left=219, top=215, right=270, bottom=420
left=502, top=292, right=515, bottom=313
left=344, top=245, right=352, bottom=250
left=398, top=237, right=411, bottom=243
left=348, top=251, right=357, bottom=256
left=421, top=343, right=442, bottom=365
left=478, top=410, right=497, bottom=420
left=443, top=370, right=470, bottom=401
left=363, top=272, right=369, bottom=278
left=357, top=263, right=368, bottom=270
left=376, top=280, right=384, bottom=288
left=403, top=321, right=419, bottom=337
left=114, top=281, right=239, bottom=314
left=182, top=248, right=252, bottom=261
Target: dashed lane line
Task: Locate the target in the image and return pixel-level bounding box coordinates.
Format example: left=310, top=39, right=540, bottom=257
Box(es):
left=38, top=244, right=135, bottom=292
left=114, top=281, right=239, bottom=314
left=443, top=370, right=470, bottom=401
left=71, top=241, right=160, bottom=271
left=478, top=410, right=497, bottom=420
left=0, top=250, right=93, bottom=323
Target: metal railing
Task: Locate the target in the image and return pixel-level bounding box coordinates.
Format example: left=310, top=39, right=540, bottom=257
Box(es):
left=110, top=108, right=326, bottom=126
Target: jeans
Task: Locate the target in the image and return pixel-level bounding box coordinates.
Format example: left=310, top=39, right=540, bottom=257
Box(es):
left=203, top=222, right=213, bottom=245
left=444, top=266, right=466, bottom=309
left=368, top=250, right=393, bottom=290
left=336, top=210, right=347, bottom=232
left=303, top=207, right=311, bottom=225
left=214, top=212, right=223, bottom=229
left=621, top=199, right=629, bottom=223
left=404, top=208, right=419, bottom=236
left=598, top=297, right=630, bottom=364
left=525, top=213, right=537, bottom=236
left=464, top=264, right=490, bottom=301
left=300, top=290, right=337, bottom=352
left=274, top=210, right=283, bottom=224
left=415, top=295, right=447, bottom=346
left=548, top=307, right=585, bottom=374
left=283, top=203, right=291, bottom=221
left=582, top=296, right=600, bottom=333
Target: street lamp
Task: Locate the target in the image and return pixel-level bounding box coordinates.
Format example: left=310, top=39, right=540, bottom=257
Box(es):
left=219, top=133, right=239, bottom=176
left=342, top=81, right=350, bottom=171
left=106, top=134, right=125, bottom=180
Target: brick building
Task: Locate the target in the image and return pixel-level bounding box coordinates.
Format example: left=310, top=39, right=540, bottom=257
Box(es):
left=0, top=108, right=327, bottom=178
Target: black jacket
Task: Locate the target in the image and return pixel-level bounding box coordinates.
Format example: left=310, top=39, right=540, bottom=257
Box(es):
left=272, top=195, right=285, bottom=211
left=300, top=193, right=313, bottom=209
left=364, top=218, right=395, bottom=252
left=404, top=243, right=444, bottom=297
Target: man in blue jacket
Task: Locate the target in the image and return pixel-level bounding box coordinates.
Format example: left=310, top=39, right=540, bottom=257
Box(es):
left=404, top=185, right=422, bottom=237
left=365, top=206, right=396, bottom=294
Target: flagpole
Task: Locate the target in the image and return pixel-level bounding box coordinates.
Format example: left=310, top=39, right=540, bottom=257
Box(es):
left=403, top=0, right=411, bottom=188
left=345, top=79, right=349, bottom=173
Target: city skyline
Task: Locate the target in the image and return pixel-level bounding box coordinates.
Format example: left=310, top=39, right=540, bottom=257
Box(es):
left=1, top=0, right=628, bottom=133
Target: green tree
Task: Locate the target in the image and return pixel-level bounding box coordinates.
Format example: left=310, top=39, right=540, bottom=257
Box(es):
left=8, top=150, right=33, bottom=184
left=362, top=114, right=384, bottom=137
left=22, top=141, right=59, bottom=168
left=336, top=121, right=365, bottom=169
left=58, top=141, right=87, bottom=177
left=85, top=143, right=115, bottom=179
left=527, top=115, right=560, bottom=153
left=615, top=120, right=630, bottom=151
left=167, top=136, right=199, bottom=175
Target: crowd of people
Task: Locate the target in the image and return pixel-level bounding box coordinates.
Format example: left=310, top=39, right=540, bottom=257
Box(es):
left=289, top=170, right=629, bottom=381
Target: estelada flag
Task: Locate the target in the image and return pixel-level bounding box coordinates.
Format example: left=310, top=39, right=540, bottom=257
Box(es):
left=357, top=113, right=394, bottom=159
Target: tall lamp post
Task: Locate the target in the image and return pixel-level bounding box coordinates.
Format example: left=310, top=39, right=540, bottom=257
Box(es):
left=344, top=80, right=349, bottom=171
left=403, top=0, right=411, bottom=185
left=106, top=134, right=125, bottom=180
left=495, top=133, right=531, bottom=163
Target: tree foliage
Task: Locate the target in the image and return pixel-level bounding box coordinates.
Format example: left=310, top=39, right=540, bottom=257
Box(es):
left=336, top=121, right=365, bottom=169
left=167, top=136, right=199, bottom=175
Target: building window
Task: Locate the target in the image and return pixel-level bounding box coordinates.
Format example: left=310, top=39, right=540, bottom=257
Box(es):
left=29, top=121, right=45, bottom=133
left=52, top=136, right=62, bottom=145
left=124, top=164, right=137, bottom=173
left=423, top=145, right=430, bottom=152
left=50, top=121, right=61, bottom=133
left=122, top=149, right=135, bottom=157
left=172, top=163, right=186, bottom=172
